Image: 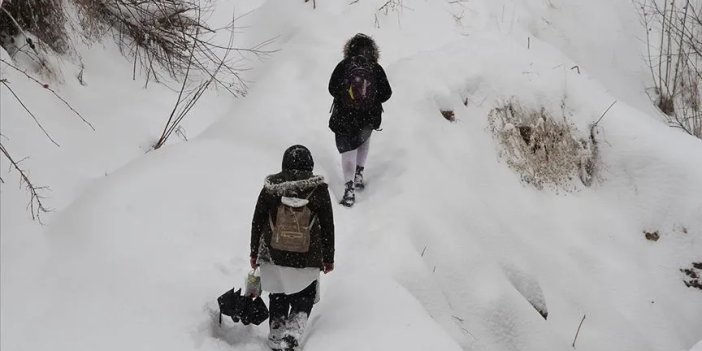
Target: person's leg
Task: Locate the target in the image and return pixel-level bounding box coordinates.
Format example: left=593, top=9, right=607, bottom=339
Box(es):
left=355, top=137, right=371, bottom=168
left=340, top=150, right=357, bottom=184
left=289, top=281, right=317, bottom=317
left=283, top=282, right=318, bottom=350
left=340, top=150, right=357, bottom=206
left=268, top=293, right=290, bottom=349
left=354, top=137, right=371, bottom=189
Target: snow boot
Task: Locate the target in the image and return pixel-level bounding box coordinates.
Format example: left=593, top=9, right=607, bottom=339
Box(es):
left=340, top=181, right=355, bottom=207
left=354, top=166, right=365, bottom=190
left=281, top=335, right=298, bottom=351
left=281, top=312, right=308, bottom=351
left=267, top=319, right=285, bottom=350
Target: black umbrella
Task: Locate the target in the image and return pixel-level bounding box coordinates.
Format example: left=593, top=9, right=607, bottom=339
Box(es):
left=217, top=288, right=269, bottom=326
left=241, top=296, right=269, bottom=325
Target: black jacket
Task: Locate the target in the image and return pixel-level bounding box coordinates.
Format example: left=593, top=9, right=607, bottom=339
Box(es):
left=328, top=59, right=392, bottom=135
left=250, top=170, right=335, bottom=269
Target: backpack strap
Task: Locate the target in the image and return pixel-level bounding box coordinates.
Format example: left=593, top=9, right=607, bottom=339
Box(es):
left=304, top=186, right=319, bottom=227
left=304, top=185, right=319, bottom=200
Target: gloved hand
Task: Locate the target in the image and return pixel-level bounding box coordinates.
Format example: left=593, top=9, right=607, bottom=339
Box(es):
left=250, top=256, right=257, bottom=269
left=323, top=262, right=334, bottom=274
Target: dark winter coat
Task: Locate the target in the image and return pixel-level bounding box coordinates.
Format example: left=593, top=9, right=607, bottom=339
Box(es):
left=250, top=147, right=335, bottom=269
left=328, top=34, right=392, bottom=136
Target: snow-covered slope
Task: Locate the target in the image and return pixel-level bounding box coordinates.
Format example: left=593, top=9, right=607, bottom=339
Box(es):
left=2, top=1, right=701, bottom=351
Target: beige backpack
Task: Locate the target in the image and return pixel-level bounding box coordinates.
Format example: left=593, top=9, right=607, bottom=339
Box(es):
left=269, top=191, right=317, bottom=253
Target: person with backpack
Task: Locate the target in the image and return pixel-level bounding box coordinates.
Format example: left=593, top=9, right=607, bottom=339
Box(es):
left=250, top=145, right=335, bottom=351
left=328, top=33, right=392, bottom=207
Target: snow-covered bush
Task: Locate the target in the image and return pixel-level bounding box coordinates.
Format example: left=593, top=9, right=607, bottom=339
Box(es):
left=488, top=99, right=598, bottom=190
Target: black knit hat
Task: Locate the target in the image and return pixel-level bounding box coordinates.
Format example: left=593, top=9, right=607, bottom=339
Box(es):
left=282, top=145, right=314, bottom=172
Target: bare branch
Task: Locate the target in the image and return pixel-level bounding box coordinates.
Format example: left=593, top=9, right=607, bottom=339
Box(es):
left=0, top=80, right=60, bottom=147
left=572, top=314, right=586, bottom=348
left=154, top=4, right=236, bottom=149
left=0, top=143, right=51, bottom=223
left=0, top=58, right=95, bottom=131
left=593, top=100, right=618, bottom=127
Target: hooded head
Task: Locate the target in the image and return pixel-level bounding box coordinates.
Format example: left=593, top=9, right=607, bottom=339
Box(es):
left=343, top=33, right=379, bottom=62
left=281, top=145, right=314, bottom=172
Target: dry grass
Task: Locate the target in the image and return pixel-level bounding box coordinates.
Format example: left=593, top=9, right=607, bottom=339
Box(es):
left=488, top=99, right=598, bottom=190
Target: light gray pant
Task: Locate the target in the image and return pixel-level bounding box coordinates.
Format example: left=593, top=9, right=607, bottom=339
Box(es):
left=340, top=137, right=371, bottom=183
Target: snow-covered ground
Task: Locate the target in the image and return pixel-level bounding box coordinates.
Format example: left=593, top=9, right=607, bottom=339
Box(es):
left=2, top=1, right=701, bottom=350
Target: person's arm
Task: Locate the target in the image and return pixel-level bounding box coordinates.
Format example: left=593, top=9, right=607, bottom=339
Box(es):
left=316, top=184, right=335, bottom=271
left=250, top=188, right=269, bottom=267
left=375, top=64, right=392, bottom=103
left=328, top=60, right=347, bottom=99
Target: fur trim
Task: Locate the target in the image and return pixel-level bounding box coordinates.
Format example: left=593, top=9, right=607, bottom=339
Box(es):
left=343, top=33, right=379, bottom=62
left=264, top=175, right=325, bottom=195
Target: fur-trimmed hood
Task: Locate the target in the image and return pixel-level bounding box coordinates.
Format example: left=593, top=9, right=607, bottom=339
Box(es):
left=343, top=33, right=379, bottom=62
left=263, top=173, right=326, bottom=196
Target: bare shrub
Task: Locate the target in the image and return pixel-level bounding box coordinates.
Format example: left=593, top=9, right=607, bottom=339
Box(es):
left=374, top=0, right=406, bottom=28
left=0, top=0, right=69, bottom=54
left=0, top=0, right=68, bottom=78
left=74, top=0, right=259, bottom=93
left=639, top=0, right=702, bottom=138
left=488, top=99, right=597, bottom=190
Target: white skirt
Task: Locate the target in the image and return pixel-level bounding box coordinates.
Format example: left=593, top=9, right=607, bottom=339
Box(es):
left=259, top=263, right=320, bottom=295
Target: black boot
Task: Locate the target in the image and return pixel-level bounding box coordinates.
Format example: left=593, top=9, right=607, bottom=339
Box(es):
left=354, top=166, right=365, bottom=190
left=340, top=181, right=355, bottom=207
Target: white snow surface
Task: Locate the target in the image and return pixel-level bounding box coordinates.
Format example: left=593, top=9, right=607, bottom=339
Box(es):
left=2, top=1, right=702, bottom=351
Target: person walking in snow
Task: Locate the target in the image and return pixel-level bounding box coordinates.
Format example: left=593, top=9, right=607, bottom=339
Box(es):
left=250, top=145, right=335, bottom=351
left=328, top=33, right=392, bottom=207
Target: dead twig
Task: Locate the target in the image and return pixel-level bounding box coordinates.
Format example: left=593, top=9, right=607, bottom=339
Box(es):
left=0, top=79, right=60, bottom=147
left=593, top=100, right=618, bottom=127
left=304, top=0, right=316, bottom=9
left=0, top=58, right=95, bottom=131
left=572, top=314, right=586, bottom=348
left=0, top=143, right=51, bottom=223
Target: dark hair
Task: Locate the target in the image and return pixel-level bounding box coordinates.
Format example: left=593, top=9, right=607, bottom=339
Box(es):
left=282, top=145, right=314, bottom=172
left=343, top=33, right=379, bottom=62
